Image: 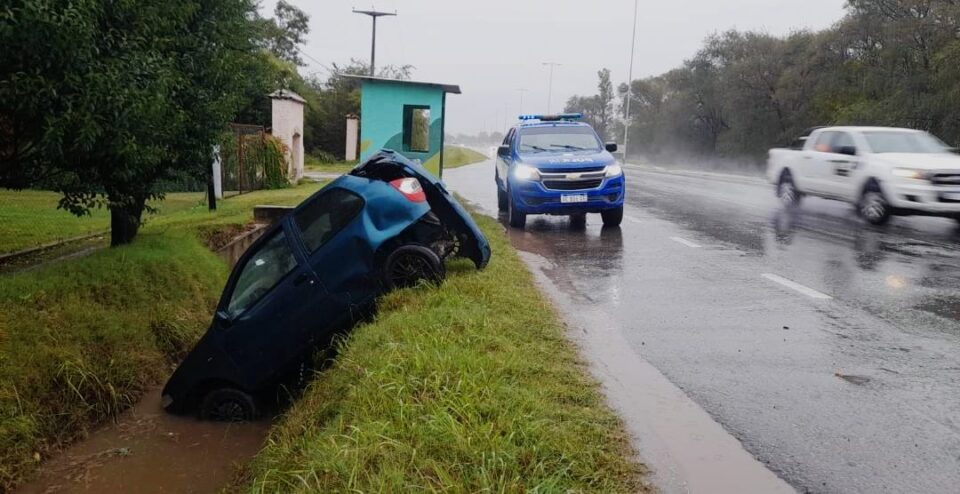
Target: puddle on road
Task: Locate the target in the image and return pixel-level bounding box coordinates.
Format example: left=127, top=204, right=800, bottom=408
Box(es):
left=17, top=387, right=270, bottom=494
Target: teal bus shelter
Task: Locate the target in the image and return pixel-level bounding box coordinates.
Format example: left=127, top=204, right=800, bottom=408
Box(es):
left=346, top=76, right=461, bottom=177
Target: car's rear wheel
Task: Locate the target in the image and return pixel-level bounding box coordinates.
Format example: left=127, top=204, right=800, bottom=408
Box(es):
left=383, top=245, right=445, bottom=289
left=497, top=185, right=508, bottom=212
left=859, top=181, right=891, bottom=225
left=507, top=189, right=526, bottom=229
left=200, top=387, right=258, bottom=422
left=601, top=206, right=623, bottom=227
left=778, top=171, right=802, bottom=208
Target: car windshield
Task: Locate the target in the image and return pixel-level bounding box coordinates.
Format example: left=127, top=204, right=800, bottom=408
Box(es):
left=518, top=127, right=602, bottom=154
left=862, top=131, right=950, bottom=154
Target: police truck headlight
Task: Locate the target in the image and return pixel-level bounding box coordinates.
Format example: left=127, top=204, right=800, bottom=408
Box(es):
left=513, top=164, right=540, bottom=181
left=605, top=164, right=623, bottom=177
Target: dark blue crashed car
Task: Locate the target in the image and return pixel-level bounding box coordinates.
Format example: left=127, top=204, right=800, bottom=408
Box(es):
left=162, top=150, right=490, bottom=420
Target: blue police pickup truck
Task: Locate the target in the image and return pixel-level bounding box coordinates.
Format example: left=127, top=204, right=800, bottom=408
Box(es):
left=494, top=114, right=624, bottom=228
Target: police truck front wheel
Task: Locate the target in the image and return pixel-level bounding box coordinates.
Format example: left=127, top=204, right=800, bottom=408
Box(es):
left=507, top=192, right=526, bottom=229
left=601, top=206, right=623, bottom=227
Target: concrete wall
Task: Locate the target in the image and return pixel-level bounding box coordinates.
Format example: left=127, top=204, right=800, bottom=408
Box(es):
left=271, top=96, right=305, bottom=182
left=359, top=80, right=444, bottom=170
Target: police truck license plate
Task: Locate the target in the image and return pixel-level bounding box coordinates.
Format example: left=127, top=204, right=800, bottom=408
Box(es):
left=561, top=194, right=588, bottom=204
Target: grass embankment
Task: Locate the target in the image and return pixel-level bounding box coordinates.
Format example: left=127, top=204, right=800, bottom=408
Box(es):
left=0, top=190, right=208, bottom=254
left=240, top=214, right=648, bottom=493
left=304, top=146, right=487, bottom=179
left=424, top=145, right=488, bottom=175
left=304, top=155, right=357, bottom=176
left=0, top=183, right=323, bottom=490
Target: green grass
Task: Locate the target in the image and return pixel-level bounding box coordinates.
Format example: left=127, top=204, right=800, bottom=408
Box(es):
left=0, top=190, right=210, bottom=255
left=238, top=214, right=649, bottom=493
left=304, top=154, right=357, bottom=175
left=0, top=182, right=324, bottom=491
left=424, top=146, right=489, bottom=175
left=0, top=185, right=327, bottom=256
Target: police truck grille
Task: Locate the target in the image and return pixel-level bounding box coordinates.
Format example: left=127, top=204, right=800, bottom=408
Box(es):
left=542, top=179, right=603, bottom=191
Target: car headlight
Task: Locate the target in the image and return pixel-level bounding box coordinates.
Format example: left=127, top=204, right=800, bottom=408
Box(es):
left=513, top=164, right=539, bottom=181
left=605, top=164, right=623, bottom=177
left=892, top=168, right=928, bottom=180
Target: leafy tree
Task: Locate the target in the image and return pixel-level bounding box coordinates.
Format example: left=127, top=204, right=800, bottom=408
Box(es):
left=0, top=0, right=272, bottom=245
left=595, top=69, right=615, bottom=140
left=618, top=0, right=960, bottom=165
left=260, top=0, right=311, bottom=66
left=564, top=68, right=615, bottom=140
left=303, top=59, right=415, bottom=159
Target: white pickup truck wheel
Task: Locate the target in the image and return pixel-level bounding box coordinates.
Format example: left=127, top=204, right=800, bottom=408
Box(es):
left=859, top=185, right=891, bottom=225
left=777, top=172, right=802, bottom=208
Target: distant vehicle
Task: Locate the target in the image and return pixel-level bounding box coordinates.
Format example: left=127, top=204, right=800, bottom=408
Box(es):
left=162, top=150, right=490, bottom=421
left=495, top=114, right=625, bottom=228
left=768, top=126, right=960, bottom=225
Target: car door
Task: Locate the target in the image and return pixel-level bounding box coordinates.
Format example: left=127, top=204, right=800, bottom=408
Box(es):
left=822, top=131, right=859, bottom=198
left=291, top=186, right=371, bottom=326
left=800, top=131, right=838, bottom=194
left=220, top=223, right=326, bottom=389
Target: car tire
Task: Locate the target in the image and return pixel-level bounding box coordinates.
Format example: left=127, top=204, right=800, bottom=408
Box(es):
left=507, top=189, right=526, bottom=229
left=497, top=184, right=508, bottom=212
left=601, top=206, right=624, bottom=227
left=778, top=171, right=802, bottom=208
left=383, top=244, right=445, bottom=289
left=200, top=387, right=258, bottom=422
left=859, top=181, right=891, bottom=226
left=569, top=213, right=586, bottom=228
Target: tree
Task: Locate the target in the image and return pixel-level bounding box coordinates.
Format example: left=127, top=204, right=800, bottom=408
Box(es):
left=302, top=59, right=415, bottom=159
left=595, top=69, right=615, bottom=140
left=563, top=69, right=616, bottom=140
left=0, top=0, right=272, bottom=245
left=260, top=1, right=310, bottom=66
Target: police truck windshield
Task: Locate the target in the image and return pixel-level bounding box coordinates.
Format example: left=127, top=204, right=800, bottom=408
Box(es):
left=519, top=127, right=602, bottom=153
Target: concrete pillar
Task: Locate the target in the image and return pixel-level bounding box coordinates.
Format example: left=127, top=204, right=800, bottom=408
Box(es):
left=345, top=117, right=359, bottom=161
left=212, top=145, right=223, bottom=199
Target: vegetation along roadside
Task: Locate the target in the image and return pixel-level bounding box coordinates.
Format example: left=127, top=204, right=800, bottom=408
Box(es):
left=237, top=213, right=649, bottom=493
left=0, top=183, right=324, bottom=491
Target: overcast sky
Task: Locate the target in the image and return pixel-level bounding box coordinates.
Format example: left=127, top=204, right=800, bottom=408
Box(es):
left=263, top=0, right=848, bottom=135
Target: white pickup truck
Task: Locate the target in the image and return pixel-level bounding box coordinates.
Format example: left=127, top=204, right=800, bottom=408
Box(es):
left=767, top=126, right=960, bottom=225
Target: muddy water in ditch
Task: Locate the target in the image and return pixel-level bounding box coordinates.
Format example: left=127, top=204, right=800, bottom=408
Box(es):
left=17, top=387, right=270, bottom=494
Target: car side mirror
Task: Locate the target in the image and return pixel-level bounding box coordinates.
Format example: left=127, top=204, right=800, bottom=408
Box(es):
left=605, top=142, right=618, bottom=153
left=497, top=144, right=510, bottom=157
left=838, top=145, right=857, bottom=156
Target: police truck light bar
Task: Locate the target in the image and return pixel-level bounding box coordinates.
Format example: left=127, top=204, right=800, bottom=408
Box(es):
left=518, top=113, right=583, bottom=122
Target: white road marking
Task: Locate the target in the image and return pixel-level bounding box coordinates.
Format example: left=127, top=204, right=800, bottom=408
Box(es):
left=669, top=236, right=702, bottom=248
left=762, top=273, right=832, bottom=300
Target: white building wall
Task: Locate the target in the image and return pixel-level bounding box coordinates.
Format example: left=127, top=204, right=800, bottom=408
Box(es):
left=270, top=94, right=305, bottom=182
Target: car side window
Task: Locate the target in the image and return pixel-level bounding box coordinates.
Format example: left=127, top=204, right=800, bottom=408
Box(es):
left=812, top=132, right=836, bottom=153
left=503, top=129, right=515, bottom=147
left=294, top=188, right=365, bottom=254
left=831, top=132, right=855, bottom=153
left=227, top=229, right=298, bottom=318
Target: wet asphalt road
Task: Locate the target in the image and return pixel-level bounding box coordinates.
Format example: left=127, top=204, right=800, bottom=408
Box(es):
left=444, top=160, right=960, bottom=494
